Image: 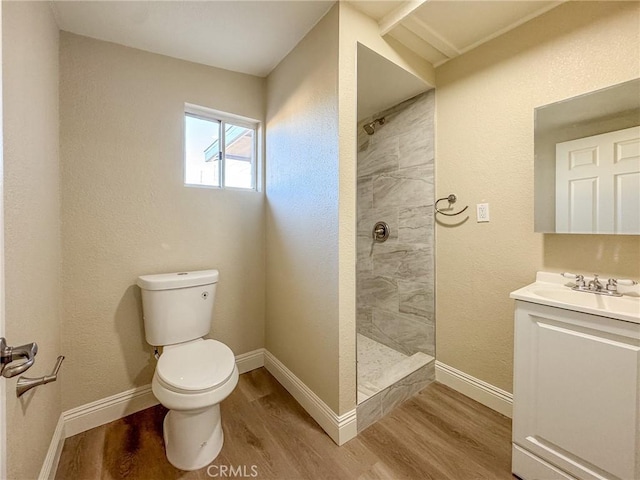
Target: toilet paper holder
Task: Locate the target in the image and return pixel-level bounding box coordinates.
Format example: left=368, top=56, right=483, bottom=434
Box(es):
left=16, top=355, right=64, bottom=398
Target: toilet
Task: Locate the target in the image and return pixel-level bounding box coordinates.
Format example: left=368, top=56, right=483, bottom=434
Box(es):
left=137, top=269, right=238, bottom=471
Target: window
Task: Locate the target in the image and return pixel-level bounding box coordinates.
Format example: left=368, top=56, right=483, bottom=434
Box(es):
left=184, top=104, right=258, bottom=190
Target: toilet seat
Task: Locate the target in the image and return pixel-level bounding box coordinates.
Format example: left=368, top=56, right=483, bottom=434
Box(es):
left=157, top=339, right=235, bottom=393
left=152, top=364, right=239, bottom=412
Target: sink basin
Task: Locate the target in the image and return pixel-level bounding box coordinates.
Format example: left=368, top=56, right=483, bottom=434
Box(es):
left=511, top=272, right=640, bottom=324
left=531, top=288, right=640, bottom=316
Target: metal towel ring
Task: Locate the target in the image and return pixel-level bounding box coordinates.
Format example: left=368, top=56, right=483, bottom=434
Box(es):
left=435, top=194, right=468, bottom=217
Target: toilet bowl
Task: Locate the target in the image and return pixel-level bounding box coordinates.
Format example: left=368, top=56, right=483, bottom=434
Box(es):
left=137, top=269, right=238, bottom=471
left=151, top=338, right=239, bottom=470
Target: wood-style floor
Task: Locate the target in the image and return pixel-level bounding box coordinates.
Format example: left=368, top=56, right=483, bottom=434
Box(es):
left=55, top=368, right=512, bottom=480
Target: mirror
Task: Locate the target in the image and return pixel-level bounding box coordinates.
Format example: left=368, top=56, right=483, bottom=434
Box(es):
left=534, top=78, right=640, bottom=234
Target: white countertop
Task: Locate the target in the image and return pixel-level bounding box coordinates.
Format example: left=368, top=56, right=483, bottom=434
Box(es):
left=510, top=272, right=640, bottom=324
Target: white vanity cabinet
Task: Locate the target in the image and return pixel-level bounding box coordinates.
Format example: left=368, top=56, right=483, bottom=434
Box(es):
left=512, top=301, right=640, bottom=480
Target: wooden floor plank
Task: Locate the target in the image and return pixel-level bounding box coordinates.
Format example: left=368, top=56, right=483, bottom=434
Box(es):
left=213, top=375, right=305, bottom=479
left=55, top=426, right=106, bottom=480
left=55, top=368, right=513, bottom=480
left=410, top=384, right=512, bottom=477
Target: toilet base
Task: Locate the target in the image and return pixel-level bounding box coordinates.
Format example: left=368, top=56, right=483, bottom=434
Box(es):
left=163, top=404, right=224, bottom=471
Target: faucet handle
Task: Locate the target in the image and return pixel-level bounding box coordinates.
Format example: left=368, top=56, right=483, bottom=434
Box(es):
left=561, top=272, right=579, bottom=279
left=606, top=278, right=638, bottom=294
left=561, top=272, right=585, bottom=287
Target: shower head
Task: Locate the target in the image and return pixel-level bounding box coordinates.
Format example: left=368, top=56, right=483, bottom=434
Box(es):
left=363, top=117, right=386, bottom=135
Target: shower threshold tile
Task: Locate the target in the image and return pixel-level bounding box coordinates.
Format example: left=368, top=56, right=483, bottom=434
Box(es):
left=357, top=334, right=408, bottom=381
left=373, top=352, right=433, bottom=390
left=357, top=334, right=434, bottom=404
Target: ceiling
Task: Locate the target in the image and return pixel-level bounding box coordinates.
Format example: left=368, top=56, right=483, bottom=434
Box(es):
left=51, top=0, right=334, bottom=77
left=348, top=0, right=564, bottom=66
left=52, top=1, right=566, bottom=78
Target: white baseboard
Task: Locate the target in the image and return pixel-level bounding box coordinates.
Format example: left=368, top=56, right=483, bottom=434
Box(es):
left=63, top=348, right=265, bottom=438
left=235, top=348, right=265, bottom=374
left=435, top=361, right=513, bottom=418
left=38, top=414, right=66, bottom=480
left=263, top=350, right=357, bottom=446
left=64, top=383, right=159, bottom=438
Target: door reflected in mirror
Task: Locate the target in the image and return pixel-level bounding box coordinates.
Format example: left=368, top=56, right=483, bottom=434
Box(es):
left=534, top=78, right=640, bottom=234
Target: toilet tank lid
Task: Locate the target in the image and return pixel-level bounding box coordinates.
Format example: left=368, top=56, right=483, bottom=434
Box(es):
left=137, top=269, right=219, bottom=291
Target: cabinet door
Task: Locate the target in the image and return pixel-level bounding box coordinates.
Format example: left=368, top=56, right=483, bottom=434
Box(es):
left=513, top=302, right=640, bottom=480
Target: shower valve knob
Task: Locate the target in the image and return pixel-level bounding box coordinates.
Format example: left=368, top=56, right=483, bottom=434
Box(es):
left=372, top=221, right=390, bottom=242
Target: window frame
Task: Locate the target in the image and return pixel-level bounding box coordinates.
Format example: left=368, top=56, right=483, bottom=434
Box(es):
left=184, top=103, right=260, bottom=191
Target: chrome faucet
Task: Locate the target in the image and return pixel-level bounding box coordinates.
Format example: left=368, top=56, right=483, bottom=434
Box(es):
left=588, top=274, right=604, bottom=292
left=562, top=272, right=638, bottom=297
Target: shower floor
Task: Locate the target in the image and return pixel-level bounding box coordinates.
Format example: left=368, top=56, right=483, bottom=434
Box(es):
left=357, top=334, right=434, bottom=404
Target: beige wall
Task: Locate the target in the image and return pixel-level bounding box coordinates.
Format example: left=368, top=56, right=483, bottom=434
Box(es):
left=264, top=2, right=435, bottom=416
left=3, top=2, right=61, bottom=479
left=265, top=6, right=342, bottom=413
left=435, top=1, right=640, bottom=393
left=60, top=33, right=266, bottom=410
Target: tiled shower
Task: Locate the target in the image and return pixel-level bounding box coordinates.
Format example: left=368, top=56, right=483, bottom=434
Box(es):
left=356, top=90, right=436, bottom=431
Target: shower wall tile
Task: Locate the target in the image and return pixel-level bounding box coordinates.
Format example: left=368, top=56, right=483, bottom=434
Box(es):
left=358, top=132, right=370, bottom=153
left=357, top=237, right=374, bottom=275
left=399, top=130, right=433, bottom=169
left=357, top=275, right=398, bottom=312
left=372, top=243, right=433, bottom=284
left=356, top=307, right=373, bottom=336
left=369, top=95, right=432, bottom=142
left=405, top=323, right=435, bottom=356
left=372, top=309, right=435, bottom=356
left=357, top=90, right=435, bottom=359
left=399, top=206, right=434, bottom=243
left=398, top=280, right=434, bottom=322
left=363, top=321, right=406, bottom=354
left=358, top=137, right=399, bottom=178
left=372, top=165, right=434, bottom=208
left=357, top=177, right=373, bottom=211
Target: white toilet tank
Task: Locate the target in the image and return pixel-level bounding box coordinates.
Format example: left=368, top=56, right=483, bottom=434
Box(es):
left=137, top=269, right=219, bottom=346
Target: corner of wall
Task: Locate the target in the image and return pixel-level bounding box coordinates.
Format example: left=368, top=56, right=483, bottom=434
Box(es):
left=264, top=4, right=342, bottom=414
left=3, top=2, right=62, bottom=478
